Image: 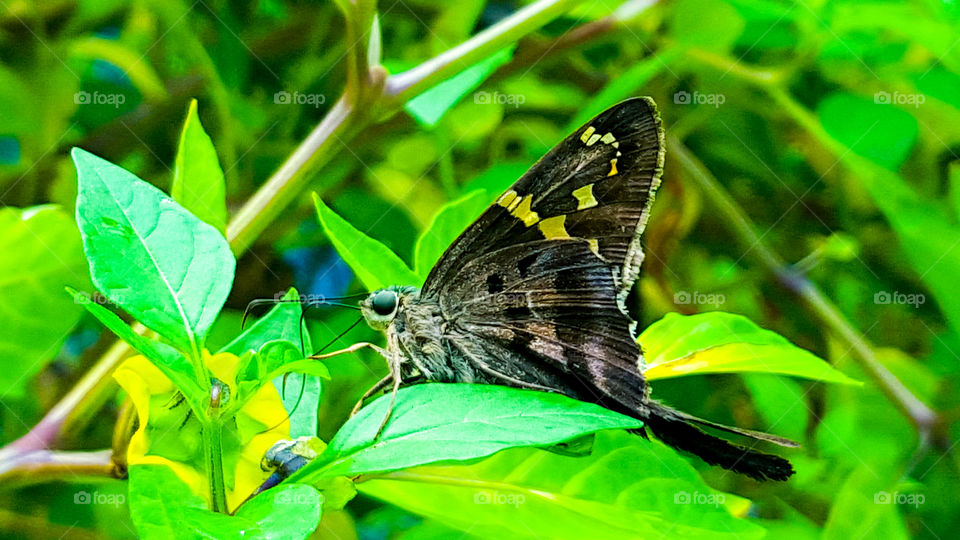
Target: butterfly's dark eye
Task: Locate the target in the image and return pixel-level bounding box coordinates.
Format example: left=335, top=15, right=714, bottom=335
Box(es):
left=371, top=290, right=398, bottom=316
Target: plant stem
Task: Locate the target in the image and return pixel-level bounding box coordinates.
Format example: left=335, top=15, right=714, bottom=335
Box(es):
left=670, top=137, right=939, bottom=436
left=202, top=415, right=228, bottom=513
left=384, top=0, right=583, bottom=103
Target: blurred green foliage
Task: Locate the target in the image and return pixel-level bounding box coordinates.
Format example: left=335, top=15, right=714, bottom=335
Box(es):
left=1, top=0, right=959, bottom=539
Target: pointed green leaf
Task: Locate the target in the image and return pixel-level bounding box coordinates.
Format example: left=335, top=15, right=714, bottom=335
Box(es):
left=414, top=190, right=491, bottom=278
left=69, top=288, right=204, bottom=410
left=221, top=288, right=305, bottom=357
left=172, top=99, right=227, bottom=233
left=640, top=312, right=860, bottom=384
left=313, top=193, right=419, bottom=290
left=404, top=47, right=514, bottom=127
left=234, top=484, right=323, bottom=539
left=73, top=148, right=236, bottom=353
left=290, top=383, right=642, bottom=483
left=359, top=431, right=764, bottom=540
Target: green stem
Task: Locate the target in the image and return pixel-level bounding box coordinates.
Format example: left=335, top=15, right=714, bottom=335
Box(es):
left=384, top=0, right=583, bottom=103
left=202, top=415, right=228, bottom=513
left=670, top=137, right=938, bottom=435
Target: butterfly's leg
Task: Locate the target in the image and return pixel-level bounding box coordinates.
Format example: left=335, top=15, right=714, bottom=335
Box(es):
left=309, top=341, right=389, bottom=360
left=349, top=374, right=393, bottom=417
left=374, top=359, right=403, bottom=439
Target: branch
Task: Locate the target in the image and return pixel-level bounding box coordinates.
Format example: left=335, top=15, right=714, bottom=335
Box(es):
left=670, top=137, right=940, bottom=437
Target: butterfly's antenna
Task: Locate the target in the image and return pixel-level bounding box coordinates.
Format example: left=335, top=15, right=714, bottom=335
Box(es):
left=242, top=293, right=367, bottom=330
left=257, top=315, right=366, bottom=436
left=315, top=315, right=365, bottom=354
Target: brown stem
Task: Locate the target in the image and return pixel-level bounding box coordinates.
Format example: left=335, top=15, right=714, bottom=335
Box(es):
left=670, top=137, right=940, bottom=438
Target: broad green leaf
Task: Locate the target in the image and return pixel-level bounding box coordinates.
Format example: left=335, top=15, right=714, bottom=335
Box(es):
left=0, top=206, right=87, bottom=398
left=313, top=194, right=419, bottom=290
left=404, top=47, right=514, bottom=127
left=669, top=0, right=745, bottom=51
left=640, top=312, right=859, bottom=384
left=413, top=190, right=491, bottom=278
left=290, top=383, right=642, bottom=482
left=68, top=288, right=204, bottom=411
left=817, top=92, right=918, bottom=170
left=129, top=465, right=321, bottom=539
left=73, top=148, right=236, bottom=354
left=359, top=431, right=764, bottom=540
left=172, top=99, right=227, bottom=233
left=234, top=484, right=323, bottom=539
left=128, top=465, right=209, bottom=539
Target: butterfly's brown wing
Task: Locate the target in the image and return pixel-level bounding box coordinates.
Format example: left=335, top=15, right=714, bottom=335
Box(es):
left=421, top=98, right=795, bottom=481
left=422, top=97, right=662, bottom=394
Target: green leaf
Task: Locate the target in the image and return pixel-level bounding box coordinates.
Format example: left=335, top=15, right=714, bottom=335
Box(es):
left=0, top=206, right=87, bottom=398
left=290, top=383, right=642, bottom=482
left=172, top=99, right=227, bottom=233
left=69, top=288, right=205, bottom=411
left=404, top=47, right=514, bottom=127
left=73, top=148, right=236, bottom=354
left=234, top=484, right=323, bottom=539
left=639, top=312, right=860, bottom=384
left=359, top=431, right=765, bottom=540
left=128, top=465, right=209, bottom=539
left=414, top=190, right=491, bottom=278
left=129, top=465, right=322, bottom=539
left=313, top=193, right=419, bottom=290
left=669, top=0, right=745, bottom=52
left=817, top=92, right=918, bottom=170
left=221, top=288, right=305, bottom=357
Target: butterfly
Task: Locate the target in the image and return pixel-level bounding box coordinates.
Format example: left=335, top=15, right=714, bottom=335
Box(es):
left=314, top=97, right=797, bottom=481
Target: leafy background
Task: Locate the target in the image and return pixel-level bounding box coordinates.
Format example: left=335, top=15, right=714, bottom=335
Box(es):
left=0, top=0, right=958, bottom=538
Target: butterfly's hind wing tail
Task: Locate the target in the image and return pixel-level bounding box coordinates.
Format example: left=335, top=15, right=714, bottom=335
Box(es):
left=638, top=400, right=796, bottom=481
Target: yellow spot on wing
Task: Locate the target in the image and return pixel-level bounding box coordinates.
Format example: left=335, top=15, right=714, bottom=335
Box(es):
left=512, top=195, right=540, bottom=226
left=601, top=132, right=616, bottom=144
left=572, top=184, right=598, bottom=210
left=580, top=126, right=596, bottom=144
left=608, top=158, right=618, bottom=176
left=586, top=133, right=601, bottom=146
left=538, top=215, right=570, bottom=239
left=497, top=190, right=519, bottom=211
